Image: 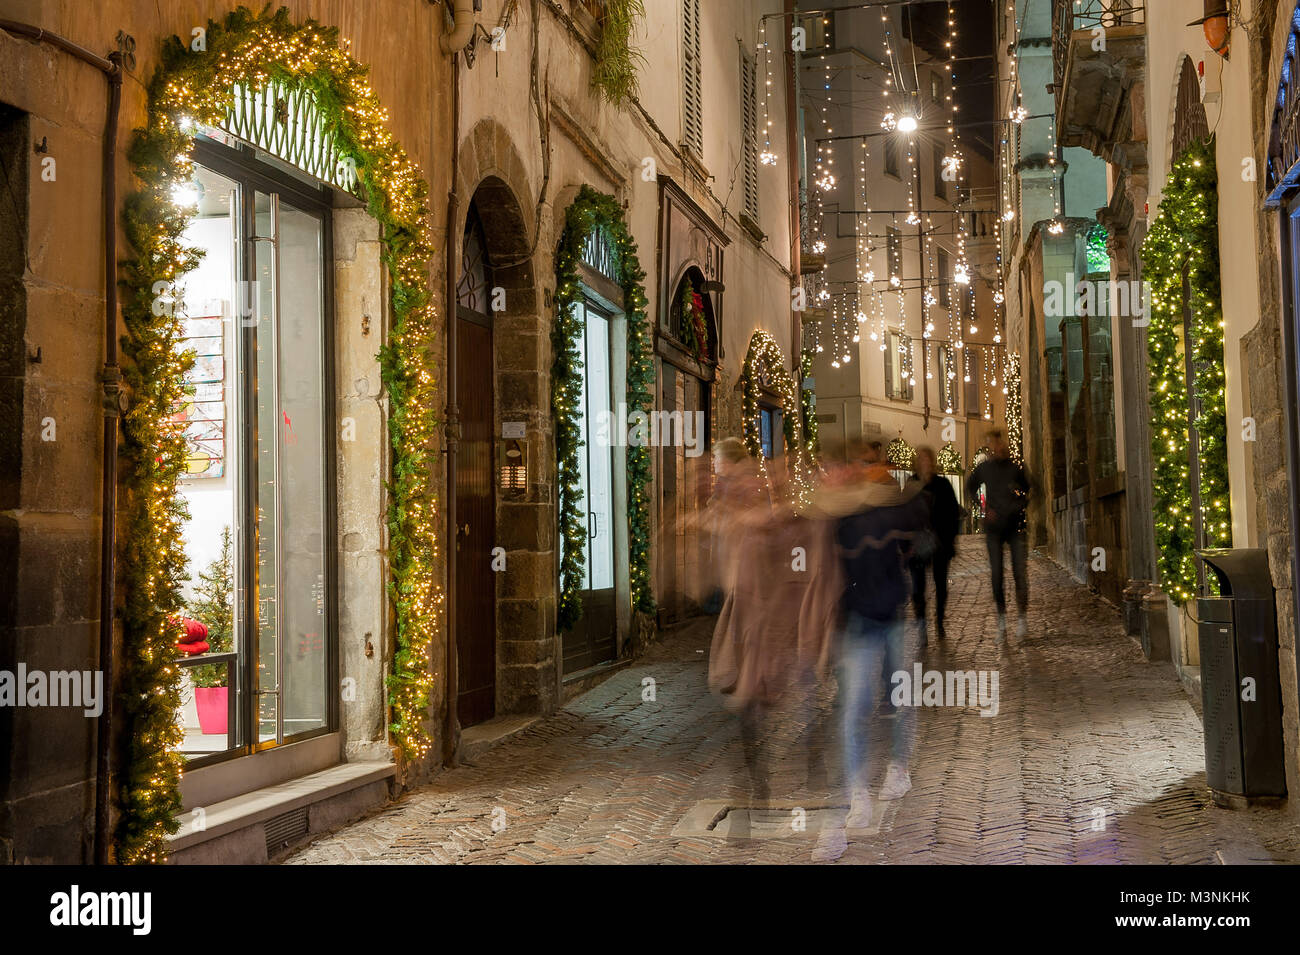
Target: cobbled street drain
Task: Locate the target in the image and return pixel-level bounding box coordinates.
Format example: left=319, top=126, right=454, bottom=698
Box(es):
left=671, top=799, right=896, bottom=840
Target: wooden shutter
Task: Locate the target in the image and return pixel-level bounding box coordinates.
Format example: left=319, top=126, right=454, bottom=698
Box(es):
left=741, top=47, right=759, bottom=222
left=884, top=330, right=895, bottom=399
left=683, top=0, right=703, bottom=155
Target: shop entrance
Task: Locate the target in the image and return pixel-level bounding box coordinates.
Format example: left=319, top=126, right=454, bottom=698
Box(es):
left=173, top=134, right=337, bottom=765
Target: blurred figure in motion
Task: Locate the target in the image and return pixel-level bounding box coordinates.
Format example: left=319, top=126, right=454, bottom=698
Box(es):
left=807, top=465, right=924, bottom=861
left=966, top=429, right=1030, bottom=644
left=692, top=437, right=763, bottom=613
left=707, top=442, right=840, bottom=830
left=908, top=446, right=961, bottom=644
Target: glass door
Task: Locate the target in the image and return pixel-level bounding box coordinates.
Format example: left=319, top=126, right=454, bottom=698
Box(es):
left=248, top=188, right=329, bottom=750
left=564, top=297, right=618, bottom=673
left=174, top=145, right=333, bottom=764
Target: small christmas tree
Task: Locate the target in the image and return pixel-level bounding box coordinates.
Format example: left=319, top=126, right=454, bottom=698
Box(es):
left=188, top=526, right=234, bottom=688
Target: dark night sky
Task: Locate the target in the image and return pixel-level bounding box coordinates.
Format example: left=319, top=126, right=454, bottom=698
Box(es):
left=903, top=0, right=998, bottom=160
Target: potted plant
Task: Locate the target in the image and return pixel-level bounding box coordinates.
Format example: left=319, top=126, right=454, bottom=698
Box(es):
left=188, top=526, right=234, bottom=736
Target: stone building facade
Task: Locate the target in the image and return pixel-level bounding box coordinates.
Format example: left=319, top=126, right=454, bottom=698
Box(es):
left=0, top=0, right=800, bottom=864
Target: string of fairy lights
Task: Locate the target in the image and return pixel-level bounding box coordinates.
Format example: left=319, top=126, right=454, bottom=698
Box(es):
left=119, top=7, right=440, bottom=863
left=779, top=1, right=1005, bottom=425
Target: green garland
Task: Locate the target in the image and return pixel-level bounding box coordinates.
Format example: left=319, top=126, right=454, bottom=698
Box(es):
left=590, top=0, right=647, bottom=106
left=1140, top=137, right=1231, bottom=604
left=741, top=331, right=813, bottom=503
left=119, top=6, right=440, bottom=861
left=800, top=349, right=819, bottom=459
left=679, top=277, right=706, bottom=360
left=1004, top=350, right=1023, bottom=465
left=552, top=186, right=656, bottom=631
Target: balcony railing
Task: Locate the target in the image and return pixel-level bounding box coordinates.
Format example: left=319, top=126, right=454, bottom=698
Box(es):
left=1052, top=0, right=1146, bottom=90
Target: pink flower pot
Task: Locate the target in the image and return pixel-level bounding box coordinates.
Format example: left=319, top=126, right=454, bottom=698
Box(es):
left=195, top=686, right=228, bottom=736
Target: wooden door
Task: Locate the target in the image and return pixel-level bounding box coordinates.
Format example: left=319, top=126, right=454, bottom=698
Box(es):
left=455, top=314, right=495, bottom=726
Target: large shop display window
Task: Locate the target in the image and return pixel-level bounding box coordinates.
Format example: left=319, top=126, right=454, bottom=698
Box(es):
left=172, top=141, right=334, bottom=765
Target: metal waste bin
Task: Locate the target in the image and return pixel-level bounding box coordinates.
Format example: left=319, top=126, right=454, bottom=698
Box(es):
left=1195, top=548, right=1286, bottom=806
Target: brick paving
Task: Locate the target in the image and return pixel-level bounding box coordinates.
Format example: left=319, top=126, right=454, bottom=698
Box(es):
left=287, top=540, right=1300, bottom=864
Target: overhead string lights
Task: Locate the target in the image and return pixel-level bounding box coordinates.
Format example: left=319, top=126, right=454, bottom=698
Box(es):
left=759, top=19, right=777, bottom=166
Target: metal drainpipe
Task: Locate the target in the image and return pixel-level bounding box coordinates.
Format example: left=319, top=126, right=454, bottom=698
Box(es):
left=784, top=0, right=803, bottom=368
left=442, top=18, right=465, bottom=767
left=0, top=20, right=123, bottom=865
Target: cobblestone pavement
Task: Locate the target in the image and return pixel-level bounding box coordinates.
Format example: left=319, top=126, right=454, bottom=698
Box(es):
left=288, top=540, right=1300, bottom=864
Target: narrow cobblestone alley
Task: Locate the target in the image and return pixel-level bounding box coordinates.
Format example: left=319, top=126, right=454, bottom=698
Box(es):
left=288, top=543, right=1300, bottom=865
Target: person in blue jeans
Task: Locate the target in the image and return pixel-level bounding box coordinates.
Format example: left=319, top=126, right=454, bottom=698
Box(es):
left=809, top=469, right=924, bottom=860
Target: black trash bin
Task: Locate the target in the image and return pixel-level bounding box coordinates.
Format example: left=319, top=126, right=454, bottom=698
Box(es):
left=1195, top=548, right=1287, bottom=807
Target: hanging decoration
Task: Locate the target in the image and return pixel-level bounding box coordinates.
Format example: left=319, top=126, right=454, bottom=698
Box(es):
left=552, top=186, right=656, bottom=630
left=679, top=277, right=711, bottom=362
left=118, top=6, right=440, bottom=862
left=1140, top=138, right=1230, bottom=605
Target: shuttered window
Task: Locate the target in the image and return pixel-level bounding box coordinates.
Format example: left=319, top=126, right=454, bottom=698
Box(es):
left=683, top=0, right=703, bottom=155
left=740, top=47, right=759, bottom=222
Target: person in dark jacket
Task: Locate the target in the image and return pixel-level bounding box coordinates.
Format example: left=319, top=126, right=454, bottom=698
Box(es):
left=908, top=446, right=961, bottom=643
left=807, top=470, right=925, bottom=861
left=966, top=429, right=1030, bottom=644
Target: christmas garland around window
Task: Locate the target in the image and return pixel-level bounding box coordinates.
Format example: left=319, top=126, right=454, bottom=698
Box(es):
left=119, top=6, right=440, bottom=862
left=741, top=330, right=813, bottom=503
left=1139, top=137, right=1230, bottom=605
left=552, top=186, right=656, bottom=631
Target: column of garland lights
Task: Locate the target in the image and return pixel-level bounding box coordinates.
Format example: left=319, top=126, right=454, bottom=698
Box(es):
left=118, top=7, right=440, bottom=863
left=1004, top=351, right=1023, bottom=465
left=552, top=186, right=656, bottom=631
left=1139, top=138, right=1231, bottom=605
left=800, top=348, right=819, bottom=459
left=741, top=330, right=813, bottom=503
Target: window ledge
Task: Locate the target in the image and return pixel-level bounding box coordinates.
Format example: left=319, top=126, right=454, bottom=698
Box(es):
left=167, top=759, right=395, bottom=863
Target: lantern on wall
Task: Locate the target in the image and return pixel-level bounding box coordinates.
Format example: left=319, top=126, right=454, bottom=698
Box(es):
left=1189, top=1, right=1231, bottom=59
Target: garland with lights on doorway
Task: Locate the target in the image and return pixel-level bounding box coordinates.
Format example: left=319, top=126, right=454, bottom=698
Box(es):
left=118, top=6, right=441, bottom=862
left=740, top=330, right=813, bottom=504
left=1139, top=137, right=1230, bottom=605
left=552, top=186, right=656, bottom=631
left=1004, top=351, right=1023, bottom=465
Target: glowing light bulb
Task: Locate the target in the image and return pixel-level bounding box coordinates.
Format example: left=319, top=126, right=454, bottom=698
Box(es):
left=897, top=114, right=918, bottom=133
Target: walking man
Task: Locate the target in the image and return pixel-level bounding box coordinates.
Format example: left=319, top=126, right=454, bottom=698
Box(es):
left=909, top=446, right=961, bottom=643
left=966, top=430, right=1030, bottom=644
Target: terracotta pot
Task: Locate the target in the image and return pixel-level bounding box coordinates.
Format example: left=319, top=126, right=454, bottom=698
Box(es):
left=194, top=686, right=228, bottom=736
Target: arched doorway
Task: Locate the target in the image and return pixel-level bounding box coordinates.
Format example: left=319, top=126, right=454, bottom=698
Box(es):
left=659, top=266, right=717, bottom=625
left=455, top=198, right=497, bottom=728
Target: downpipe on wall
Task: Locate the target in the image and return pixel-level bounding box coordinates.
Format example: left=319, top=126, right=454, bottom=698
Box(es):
left=0, top=19, right=123, bottom=865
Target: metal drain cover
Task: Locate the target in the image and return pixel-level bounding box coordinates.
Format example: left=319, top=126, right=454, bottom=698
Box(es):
left=671, top=799, right=894, bottom=839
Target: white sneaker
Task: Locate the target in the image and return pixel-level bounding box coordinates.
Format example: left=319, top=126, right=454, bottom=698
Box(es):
left=1016, top=615, right=1028, bottom=639
left=844, top=788, right=873, bottom=828
left=879, top=763, right=912, bottom=801
left=996, top=613, right=1007, bottom=645
left=812, top=825, right=848, bottom=861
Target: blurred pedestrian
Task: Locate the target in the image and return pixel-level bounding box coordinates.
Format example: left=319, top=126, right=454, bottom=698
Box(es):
left=908, top=446, right=961, bottom=643
left=966, top=429, right=1030, bottom=644
left=807, top=467, right=925, bottom=860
